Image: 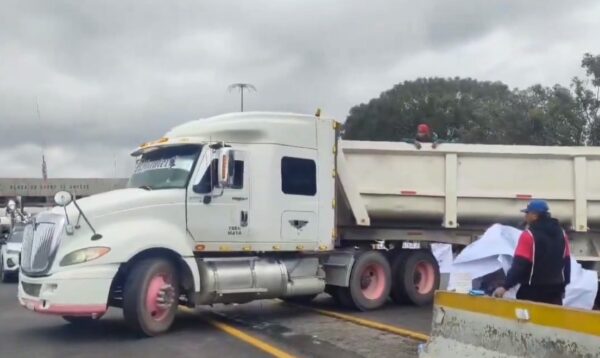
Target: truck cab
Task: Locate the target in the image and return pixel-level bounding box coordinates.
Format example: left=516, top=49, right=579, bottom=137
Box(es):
left=17, top=112, right=343, bottom=336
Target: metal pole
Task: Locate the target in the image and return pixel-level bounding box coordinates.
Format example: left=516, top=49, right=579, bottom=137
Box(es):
left=241, top=88, right=244, bottom=112
left=228, top=83, right=255, bottom=113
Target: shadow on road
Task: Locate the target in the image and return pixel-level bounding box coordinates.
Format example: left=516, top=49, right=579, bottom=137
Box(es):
left=23, top=311, right=215, bottom=342
left=206, top=295, right=432, bottom=335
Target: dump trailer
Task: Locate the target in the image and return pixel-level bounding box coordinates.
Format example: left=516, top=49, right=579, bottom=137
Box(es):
left=17, top=112, right=600, bottom=336
left=339, top=139, right=600, bottom=264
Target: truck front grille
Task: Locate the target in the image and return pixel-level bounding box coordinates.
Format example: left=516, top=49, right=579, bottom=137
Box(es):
left=20, top=213, right=64, bottom=276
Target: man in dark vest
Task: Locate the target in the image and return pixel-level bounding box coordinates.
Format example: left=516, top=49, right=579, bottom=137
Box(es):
left=493, top=200, right=571, bottom=305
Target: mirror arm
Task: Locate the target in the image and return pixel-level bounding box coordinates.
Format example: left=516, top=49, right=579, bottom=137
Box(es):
left=75, top=212, right=82, bottom=229
left=71, top=197, right=102, bottom=240
left=63, top=207, right=71, bottom=226
left=202, top=185, right=226, bottom=205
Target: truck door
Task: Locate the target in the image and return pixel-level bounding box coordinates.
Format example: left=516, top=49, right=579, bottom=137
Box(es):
left=279, top=154, right=319, bottom=243
left=186, top=150, right=249, bottom=243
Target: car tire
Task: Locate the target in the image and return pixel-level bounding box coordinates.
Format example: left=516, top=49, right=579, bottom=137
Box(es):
left=123, top=258, right=179, bottom=337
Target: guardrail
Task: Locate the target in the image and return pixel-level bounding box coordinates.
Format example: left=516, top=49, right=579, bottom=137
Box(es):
left=419, top=291, right=600, bottom=357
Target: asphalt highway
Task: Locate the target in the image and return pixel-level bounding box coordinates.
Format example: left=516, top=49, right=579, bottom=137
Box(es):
left=0, top=280, right=431, bottom=358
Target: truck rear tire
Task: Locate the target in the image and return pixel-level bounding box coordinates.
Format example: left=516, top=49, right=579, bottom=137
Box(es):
left=389, top=250, right=412, bottom=304
left=346, top=251, right=391, bottom=311
left=123, top=258, right=179, bottom=337
left=391, top=250, right=439, bottom=306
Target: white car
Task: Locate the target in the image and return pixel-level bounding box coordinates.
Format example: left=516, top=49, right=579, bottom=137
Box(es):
left=1, top=225, right=24, bottom=282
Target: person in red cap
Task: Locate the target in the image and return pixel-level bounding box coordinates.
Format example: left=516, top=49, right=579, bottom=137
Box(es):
left=413, top=123, right=439, bottom=149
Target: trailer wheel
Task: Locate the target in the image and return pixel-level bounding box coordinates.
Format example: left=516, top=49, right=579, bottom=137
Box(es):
left=389, top=250, right=412, bottom=304
left=123, top=258, right=179, bottom=337
left=347, top=251, right=391, bottom=311
left=391, top=250, right=439, bottom=306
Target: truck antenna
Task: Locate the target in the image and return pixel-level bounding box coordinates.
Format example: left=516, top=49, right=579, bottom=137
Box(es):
left=36, top=98, right=49, bottom=187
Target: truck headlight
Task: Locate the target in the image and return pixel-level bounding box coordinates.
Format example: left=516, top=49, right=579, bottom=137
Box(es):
left=59, top=247, right=111, bottom=266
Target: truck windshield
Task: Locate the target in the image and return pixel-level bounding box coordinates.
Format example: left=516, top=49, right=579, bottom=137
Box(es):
left=128, top=145, right=201, bottom=190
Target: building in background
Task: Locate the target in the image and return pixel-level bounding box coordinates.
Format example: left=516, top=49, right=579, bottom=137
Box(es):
left=0, top=178, right=128, bottom=210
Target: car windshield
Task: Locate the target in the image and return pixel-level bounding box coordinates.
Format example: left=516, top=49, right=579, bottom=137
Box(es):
left=127, top=145, right=202, bottom=190
left=8, top=229, right=23, bottom=243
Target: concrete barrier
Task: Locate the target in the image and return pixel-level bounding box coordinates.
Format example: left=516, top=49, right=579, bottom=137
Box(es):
left=420, top=291, right=600, bottom=358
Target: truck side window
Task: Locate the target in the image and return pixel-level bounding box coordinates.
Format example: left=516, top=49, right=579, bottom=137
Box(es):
left=194, top=159, right=218, bottom=193
left=281, top=157, right=316, bottom=196
left=194, top=159, right=244, bottom=193
left=231, top=161, right=244, bottom=189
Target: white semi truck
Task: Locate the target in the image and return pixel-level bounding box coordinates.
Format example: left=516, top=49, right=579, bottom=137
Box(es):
left=18, top=112, right=600, bottom=336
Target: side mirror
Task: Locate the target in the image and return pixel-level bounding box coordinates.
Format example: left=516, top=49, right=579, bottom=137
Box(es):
left=7, top=199, right=16, bottom=212
left=54, top=191, right=73, bottom=207
left=217, top=148, right=235, bottom=188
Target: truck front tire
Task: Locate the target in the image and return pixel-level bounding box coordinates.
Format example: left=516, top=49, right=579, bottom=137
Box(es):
left=391, top=249, right=439, bottom=306
left=123, top=258, right=179, bottom=337
left=345, top=250, right=392, bottom=311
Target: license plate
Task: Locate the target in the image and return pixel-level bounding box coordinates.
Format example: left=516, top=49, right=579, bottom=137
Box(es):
left=402, top=242, right=421, bottom=249
left=26, top=302, right=35, bottom=310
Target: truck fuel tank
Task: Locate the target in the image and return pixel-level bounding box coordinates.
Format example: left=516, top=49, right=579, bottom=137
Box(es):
left=194, top=256, right=325, bottom=305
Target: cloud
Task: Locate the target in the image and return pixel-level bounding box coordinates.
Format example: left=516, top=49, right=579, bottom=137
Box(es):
left=0, top=0, right=599, bottom=177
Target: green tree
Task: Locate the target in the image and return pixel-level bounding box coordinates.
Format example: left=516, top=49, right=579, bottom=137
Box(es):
left=516, top=84, right=584, bottom=146
left=344, top=74, right=590, bottom=146
left=573, top=53, right=600, bottom=145
left=344, top=78, right=521, bottom=144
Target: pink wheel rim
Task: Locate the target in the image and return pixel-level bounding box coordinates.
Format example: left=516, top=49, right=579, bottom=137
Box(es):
left=414, top=261, right=435, bottom=294
left=145, top=274, right=172, bottom=322
left=360, top=263, right=386, bottom=300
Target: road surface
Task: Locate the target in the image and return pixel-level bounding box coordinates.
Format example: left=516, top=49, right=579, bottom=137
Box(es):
left=0, top=280, right=431, bottom=358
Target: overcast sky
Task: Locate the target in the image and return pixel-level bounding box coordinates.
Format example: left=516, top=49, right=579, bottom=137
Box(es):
left=1, top=0, right=599, bottom=178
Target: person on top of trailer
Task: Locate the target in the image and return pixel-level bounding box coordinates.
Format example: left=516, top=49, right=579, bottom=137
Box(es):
left=493, top=200, right=571, bottom=305
left=412, top=124, right=440, bottom=149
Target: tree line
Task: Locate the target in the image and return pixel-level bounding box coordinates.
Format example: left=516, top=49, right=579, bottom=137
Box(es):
left=343, top=53, right=600, bottom=146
